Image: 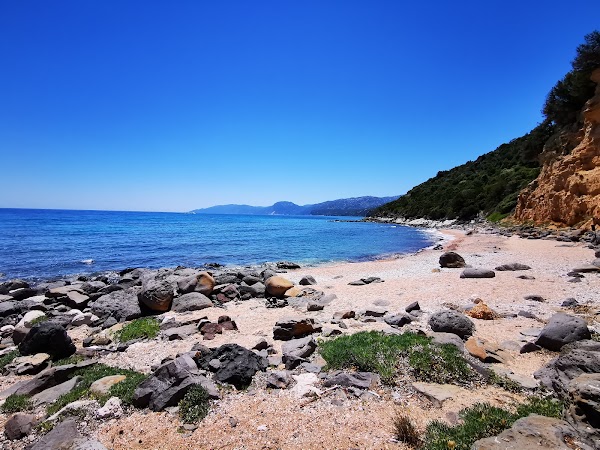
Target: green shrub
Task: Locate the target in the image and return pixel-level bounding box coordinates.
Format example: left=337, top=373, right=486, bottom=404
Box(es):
left=29, top=315, right=48, bottom=326
left=179, top=385, right=211, bottom=424
left=53, top=354, right=86, bottom=366
left=319, top=331, right=475, bottom=385
left=423, top=397, right=563, bottom=450
left=114, top=317, right=160, bottom=342
left=0, top=349, right=19, bottom=371
left=46, top=363, right=147, bottom=415
left=1, top=394, right=33, bottom=413
left=488, top=372, right=524, bottom=393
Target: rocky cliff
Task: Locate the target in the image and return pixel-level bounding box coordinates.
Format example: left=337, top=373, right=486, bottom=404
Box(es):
left=514, top=68, right=600, bottom=228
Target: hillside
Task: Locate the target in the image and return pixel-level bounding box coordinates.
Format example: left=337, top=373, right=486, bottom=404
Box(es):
left=191, top=196, right=399, bottom=217
left=373, top=31, right=600, bottom=223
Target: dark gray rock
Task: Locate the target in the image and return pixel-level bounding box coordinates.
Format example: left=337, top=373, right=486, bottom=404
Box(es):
left=566, top=373, right=600, bottom=448
left=0, top=279, right=29, bottom=295
left=199, top=344, right=267, bottom=389
left=534, top=340, right=600, bottom=398
left=171, top=292, right=213, bottom=312
left=299, top=275, right=317, bottom=286
left=363, top=307, right=387, bottom=317
left=431, top=332, right=465, bottom=351
left=266, top=370, right=293, bottom=389
left=138, top=278, right=174, bottom=312
left=18, top=322, right=75, bottom=360
left=273, top=317, right=322, bottom=341
left=307, top=302, right=324, bottom=311
left=90, top=290, right=142, bottom=321
left=562, top=298, right=579, bottom=308
left=517, top=274, right=536, bottom=280
left=384, top=313, right=412, bottom=328
left=428, top=311, right=475, bottom=338
left=494, top=263, right=532, bottom=271
left=524, top=294, right=546, bottom=302
left=535, top=313, right=591, bottom=351
left=214, top=273, right=239, bottom=285
left=281, top=336, right=316, bottom=361
left=276, top=261, right=301, bottom=269
left=472, top=415, right=591, bottom=450
left=460, top=268, right=495, bottom=278
left=9, top=288, right=38, bottom=301
left=163, top=324, right=198, bottom=340
left=31, top=376, right=81, bottom=406
left=520, top=342, right=542, bottom=354
left=518, top=310, right=540, bottom=320
left=571, top=265, right=600, bottom=273
left=439, top=252, right=466, bottom=268
left=4, top=413, right=36, bottom=440
left=133, top=354, right=218, bottom=411
left=405, top=301, right=420, bottom=313
left=0, top=301, right=22, bottom=318
left=323, top=371, right=380, bottom=389
left=27, top=419, right=108, bottom=450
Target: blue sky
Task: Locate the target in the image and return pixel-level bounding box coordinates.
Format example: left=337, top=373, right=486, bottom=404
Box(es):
left=1, top=1, right=599, bottom=212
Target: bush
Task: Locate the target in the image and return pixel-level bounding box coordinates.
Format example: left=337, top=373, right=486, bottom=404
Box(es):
left=114, top=317, right=160, bottom=342
left=393, top=410, right=421, bottom=447
left=46, top=363, right=147, bottom=415
left=0, top=349, right=19, bottom=371
left=1, top=394, right=33, bottom=413
left=423, top=397, right=563, bottom=450
left=319, top=331, right=474, bottom=385
left=29, top=315, right=48, bottom=326
left=179, top=385, right=211, bottom=424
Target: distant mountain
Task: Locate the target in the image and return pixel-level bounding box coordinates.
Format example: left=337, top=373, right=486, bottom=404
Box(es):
left=190, top=196, right=400, bottom=217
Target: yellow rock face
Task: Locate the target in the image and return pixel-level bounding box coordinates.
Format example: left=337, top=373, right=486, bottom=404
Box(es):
left=514, top=69, right=600, bottom=228
left=265, top=276, right=294, bottom=297
left=90, top=374, right=127, bottom=396
left=195, top=272, right=215, bottom=295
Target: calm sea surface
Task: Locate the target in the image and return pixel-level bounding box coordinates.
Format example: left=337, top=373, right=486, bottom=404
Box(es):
left=0, top=209, right=436, bottom=281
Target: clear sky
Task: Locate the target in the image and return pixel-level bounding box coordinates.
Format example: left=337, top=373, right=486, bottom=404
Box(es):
left=1, top=1, right=599, bottom=212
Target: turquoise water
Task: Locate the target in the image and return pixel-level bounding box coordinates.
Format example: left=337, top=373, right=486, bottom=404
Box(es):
left=0, top=209, right=436, bottom=280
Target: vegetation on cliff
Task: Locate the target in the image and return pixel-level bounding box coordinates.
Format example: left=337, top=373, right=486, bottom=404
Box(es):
left=373, top=31, right=599, bottom=221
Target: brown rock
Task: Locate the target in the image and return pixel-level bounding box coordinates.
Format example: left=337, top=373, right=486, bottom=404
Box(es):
left=465, top=337, right=488, bottom=361
left=284, top=286, right=302, bottom=298
left=265, top=276, right=294, bottom=297
left=90, top=375, right=127, bottom=396
left=467, top=302, right=499, bottom=320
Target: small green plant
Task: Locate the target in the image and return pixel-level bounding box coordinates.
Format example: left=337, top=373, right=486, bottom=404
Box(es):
left=488, top=372, right=524, bottom=393
left=29, top=315, right=49, bottom=326
left=393, top=410, right=421, bottom=448
left=35, top=421, right=55, bottom=434
left=422, top=397, right=563, bottom=450
left=53, top=354, right=86, bottom=366
left=0, top=349, right=19, bottom=371
left=114, top=317, right=160, bottom=342
left=46, top=363, right=147, bottom=415
left=179, top=385, right=211, bottom=424
left=319, top=331, right=475, bottom=385
left=486, top=212, right=509, bottom=223
left=1, top=394, right=33, bottom=413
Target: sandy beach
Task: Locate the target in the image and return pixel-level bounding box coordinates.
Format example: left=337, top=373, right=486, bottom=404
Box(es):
left=80, top=228, right=598, bottom=449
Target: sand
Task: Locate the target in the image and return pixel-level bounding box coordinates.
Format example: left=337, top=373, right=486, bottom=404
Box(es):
left=4, top=229, right=600, bottom=449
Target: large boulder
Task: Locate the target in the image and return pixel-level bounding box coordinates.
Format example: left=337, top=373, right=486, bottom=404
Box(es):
left=428, top=311, right=474, bottom=338
left=138, top=279, right=174, bottom=312
left=472, top=415, right=590, bottom=450
left=439, top=252, right=466, bottom=268
left=273, top=317, right=322, bottom=340
left=535, top=313, right=591, bottom=351
left=177, top=272, right=215, bottom=296
left=566, top=373, right=600, bottom=448
left=171, top=292, right=213, bottom=312
left=90, top=290, right=142, bottom=321
left=0, top=301, right=22, bottom=318
left=12, top=311, right=47, bottom=345
left=265, top=276, right=295, bottom=297
left=4, top=413, right=36, bottom=440
left=0, top=279, right=29, bottom=295
left=199, top=343, right=267, bottom=389
left=534, top=340, right=600, bottom=398
left=18, top=322, right=76, bottom=361
left=133, top=354, right=218, bottom=411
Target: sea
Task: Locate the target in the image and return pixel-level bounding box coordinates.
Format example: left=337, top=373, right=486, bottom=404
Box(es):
left=0, top=209, right=437, bottom=281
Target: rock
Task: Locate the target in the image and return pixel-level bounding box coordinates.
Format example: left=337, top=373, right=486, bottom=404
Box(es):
left=460, top=268, right=495, bottom=278
left=494, top=263, right=532, bottom=271
left=290, top=373, right=321, bottom=398
left=90, top=375, right=127, bottom=396
left=472, top=415, right=589, bottom=450
left=348, top=279, right=366, bottom=286
left=571, top=265, right=600, bottom=273
left=284, top=286, right=302, bottom=298
left=439, top=252, right=466, bottom=268
left=273, top=317, right=322, bottom=340
left=534, top=340, right=600, bottom=398
left=65, top=290, right=90, bottom=309
left=7, top=353, right=51, bottom=375
left=199, top=344, right=267, bottom=389
left=199, top=322, right=223, bottom=340
left=0, top=279, right=29, bottom=295
left=384, top=313, right=412, bottom=327
left=218, top=315, right=237, bottom=331
left=171, top=292, right=214, bottom=313
left=164, top=324, right=198, bottom=340
left=18, top=322, right=76, bottom=360
left=431, top=332, right=465, bottom=351
left=322, top=327, right=342, bottom=337
left=524, top=294, right=546, bottom=302
left=405, top=301, right=420, bottom=313
left=299, top=275, right=317, bottom=286
left=90, top=290, right=142, bottom=321
left=518, top=310, right=540, bottom=320
left=333, top=310, right=355, bottom=320
left=4, top=412, right=36, bottom=440
left=517, top=274, right=536, bottom=280
left=265, top=276, right=294, bottom=297
left=133, top=354, right=218, bottom=411
left=520, top=342, right=542, bottom=354
left=412, top=382, right=465, bottom=405
left=282, top=336, right=317, bottom=362
left=0, top=301, right=22, bottom=318
left=566, top=373, right=600, bottom=448
left=428, top=311, right=475, bottom=338
left=465, top=337, right=488, bottom=361
left=177, top=272, right=215, bottom=296
left=266, top=370, right=293, bottom=389
left=466, top=302, right=498, bottom=320
left=96, top=396, right=123, bottom=419
left=28, top=419, right=108, bottom=450
left=323, top=371, right=380, bottom=390
left=363, top=307, right=387, bottom=317
left=562, top=298, right=579, bottom=308
left=139, top=279, right=174, bottom=312
left=12, top=311, right=47, bottom=344
left=31, top=376, right=82, bottom=406
left=276, top=261, right=301, bottom=269
left=535, top=313, right=591, bottom=351
left=307, top=302, right=324, bottom=311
